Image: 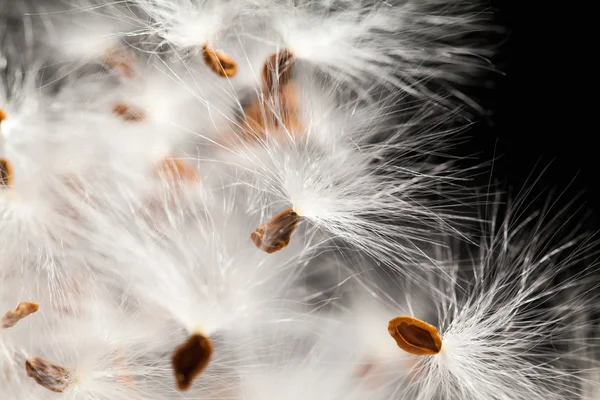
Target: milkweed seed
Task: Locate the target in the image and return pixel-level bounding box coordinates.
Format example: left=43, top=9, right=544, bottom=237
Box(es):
left=25, top=357, right=71, bottom=393
left=251, top=208, right=301, bottom=254
left=172, top=333, right=213, bottom=391
left=0, top=158, right=13, bottom=187
left=388, top=316, right=442, bottom=356
left=202, top=43, right=238, bottom=78
left=262, top=50, right=295, bottom=92
left=1, top=302, right=39, bottom=329
left=113, top=103, right=145, bottom=122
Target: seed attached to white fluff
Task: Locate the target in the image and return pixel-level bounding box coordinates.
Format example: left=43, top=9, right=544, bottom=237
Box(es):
left=1, top=302, right=39, bottom=329
left=0, top=158, right=14, bottom=187
left=172, top=333, right=213, bottom=391
left=202, top=43, right=238, bottom=78
left=388, top=316, right=442, bottom=356
left=263, top=49, right=295, bottom=92
left=251, top=208, right=301, bottom=254
left=25, top=357, right=71, bottom=393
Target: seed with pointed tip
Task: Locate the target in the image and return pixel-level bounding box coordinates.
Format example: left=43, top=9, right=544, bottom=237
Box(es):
left=0, top=158, right=13, bottom=187
left=1, top=302, right=39, bottom=329
left=202, top=43, right=238, bottom=78
left=172, top=333, right=213, bottom=391
left=25, top=357, right=71, bottom=393
left=113, top=103, right=145, bottom=122
left=263, top=50, right=295, bottom=92
left=388, top=316, right=442, bottom=356
left=251, top=208, right=301, bottom=254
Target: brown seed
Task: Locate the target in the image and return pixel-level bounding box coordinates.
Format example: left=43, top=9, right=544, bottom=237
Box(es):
left=388, top=316, right=442, bottom=356
left=1, top=302, right=39, bottom=329
left=172, top=333, right=213, bottom=391
left=0, top=158, right=13, bottom=187
left=104, top=48, right=135, bottom=78
left=251, top=208, right=301, bottom=254
left=0, top=108, right=6, bottom=123
left=262, top=50, right=295, bottom=92
left=113, top=103, right=145, bottom=122
left=202, top=43, right=238, bottom=78
left=155, top=157, right=200, bottom=183
left=25, top=357, right=71, bottom=393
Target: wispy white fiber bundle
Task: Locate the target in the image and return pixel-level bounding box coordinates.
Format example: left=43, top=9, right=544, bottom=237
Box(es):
left=1, top=1, right=598, bottom=400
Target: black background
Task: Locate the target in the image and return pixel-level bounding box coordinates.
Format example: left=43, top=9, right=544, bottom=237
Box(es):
left=461, top=1, right=598, bottom=229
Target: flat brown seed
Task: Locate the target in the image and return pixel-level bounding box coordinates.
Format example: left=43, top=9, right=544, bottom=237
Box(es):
left=262, top=50, right=295, bottom=92
left=388, top=316, right=442, bottom=356
left=0, top=158, right=13, bottom=187
left=172, top=333, right=213, bottom=391
left=155, top=157, right=200, bottom=183
left=104, top=48, right=135, bottom=78
left=251, top=208, right=301, bottom=254
left=113, top=103, right=145, bottom=122
left=25, top=357, right=71, bottom=393
left=1, top=302, right=39, bottom=329
left=202, top=43, right=237, bottom=78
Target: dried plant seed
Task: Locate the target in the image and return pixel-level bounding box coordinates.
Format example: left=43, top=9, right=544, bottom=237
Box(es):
left=104, top=48, right=135, bottom=78
left=113, top=103, right=145, bottom=122
left=263, top=50, right=295, bottom=92
left=156, top=157, right=200, bottom=182
left=0, top=108, right=6, bottom=123
left=172, top=333, right=213, bottom=391
left=388, top=316, right=442, bottom=356
left=0, top=158, right=13, bottom=187
left=25, top=357, right=71, bottom=393
left=251, top=208, right=301, bottom=254
left=1, top=302, right=39, bottom=328
left=202, top=43, right=238, bottom=78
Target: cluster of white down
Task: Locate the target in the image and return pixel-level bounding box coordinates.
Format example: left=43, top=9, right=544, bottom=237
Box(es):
left=0, top=1, right=598, bottom=399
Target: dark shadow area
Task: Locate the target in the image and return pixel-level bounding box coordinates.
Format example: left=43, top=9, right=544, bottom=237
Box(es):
left=458, top=0, right=598, bottom=230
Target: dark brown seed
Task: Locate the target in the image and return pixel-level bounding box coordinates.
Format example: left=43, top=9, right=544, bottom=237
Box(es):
left=113, top=103, right=145, bottom=122
left=0, top=158, right=13, bottom=187
left=251, top=208, right=301, bottom=254
left=262, top=50, right=295, bottom=92
left=388, top=316, right=442, bottom=356
left=1, top=302, right=39, bottom=329
left=202, top=43, right=238, bottom=78
left=172, top=333, right=213, bottom=391
left=25, top=357, right=71, bottom=393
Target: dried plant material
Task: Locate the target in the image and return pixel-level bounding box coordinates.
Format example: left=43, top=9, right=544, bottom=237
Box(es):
left=251, top=208, right=301, bottom=254
left=113, top=103, right=145, bottom=122
left=1, top=302, right=39, bottom=328
left=104, top=48, right=135, bottom=78
left=202, top=43, right=237, bottom=78
left=25, top=357, right=71, bottom=393
left=278, top=83, right=302, bottom=135
left=263, top=49, right=295, bottom=92
left=240, top=82, right=302, bottom=142
left=242, top=97, right=274, bottom=141
left=388, top=316, right=442, bottom=356
left=0, top=157, right=13, bottom=187
left=155, top=157, right=200, bottom=183
left=0, top=108, right=6, bottom=123
left=172, top=333, right=213, bottom=391
left=115, top=352, right=135, bottom=389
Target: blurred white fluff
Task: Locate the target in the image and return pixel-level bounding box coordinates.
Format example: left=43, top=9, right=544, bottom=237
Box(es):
left=130, top=0, right=495, bottom=108
left=349, top=198, right=600, bottom=400
left=1, top=1, right=599, bottom=400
